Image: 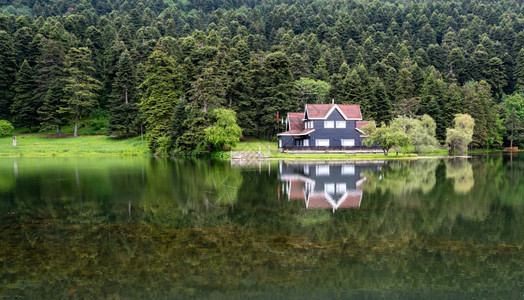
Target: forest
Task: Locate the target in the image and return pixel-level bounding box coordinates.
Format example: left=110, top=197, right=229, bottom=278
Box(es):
left=1, top=0, right=524, bottom=153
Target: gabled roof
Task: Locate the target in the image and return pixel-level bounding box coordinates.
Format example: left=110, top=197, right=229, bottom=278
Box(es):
left=355, top=120, right=375, bottom=135
left=307, top=191, right=362, bottom=210
left=277, top=129, right=315, bottom=136
left=288, top=113, right=305, bottom=131
left=305, top=104, right=362, bottom=120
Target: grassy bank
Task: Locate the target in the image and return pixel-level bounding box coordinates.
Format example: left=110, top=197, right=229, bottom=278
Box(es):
left=231, top=140, right=418, bottom=160
left=0, top=135, right=149, bottom=157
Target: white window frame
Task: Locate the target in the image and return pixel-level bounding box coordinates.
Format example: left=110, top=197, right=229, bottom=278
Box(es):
left=304, top=139, right=309, bottom=147
left=324, top=121, right=334, bottom=128
left=336, top=183, right=347, bottom=193
left=316, top=165, right=330, bottom=176
left=309, top=121, right=314, bottom=128
left=341, top=139, right=355, bottom=147
left=325, top=183, right=335, bottom=194
left=336, top=121, right=346, bottom=128
left=341, top=165, right=355, bottom=175
left=315, top=139, right=330, bottom=147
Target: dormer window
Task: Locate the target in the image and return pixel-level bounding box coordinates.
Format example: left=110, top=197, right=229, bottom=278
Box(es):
left=305, top=121, right=314, bottom=129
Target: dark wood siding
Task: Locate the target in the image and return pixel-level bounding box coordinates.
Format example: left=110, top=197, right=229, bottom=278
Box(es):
left=309, top=109, right=363, bottom=146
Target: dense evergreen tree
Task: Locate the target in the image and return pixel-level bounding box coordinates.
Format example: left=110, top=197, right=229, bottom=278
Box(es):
left=10, top=60, right=37, bottom=131
left=462, top=81, right=498, bottom=148
left=3, top=0, right=524, bottom=149
left=61, top=47, right=101, bottom=137
left=108, top=50, right=138, bottom=137
left=0, top=30, right=16, bottom=120
left=38, top=79, right=67, bottom=137
left=139, top=49, right=182, bottom=152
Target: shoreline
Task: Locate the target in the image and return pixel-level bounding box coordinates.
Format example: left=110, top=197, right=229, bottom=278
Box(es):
left=1, top=136, right=517, bottom=160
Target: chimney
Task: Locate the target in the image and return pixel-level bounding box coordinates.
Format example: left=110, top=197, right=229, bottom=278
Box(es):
left=332, top=99, right=334, bottom=104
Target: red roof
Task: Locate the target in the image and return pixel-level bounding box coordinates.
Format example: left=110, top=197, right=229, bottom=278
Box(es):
left=306, top=104, right=362, bottom=120
left=288, top=180, right=305, bottom=200
left=307, top=192, right=362, bottom=210
left=338, top=194, right=362, bottom=208
left=356, top=120, right=375, bottom=130
left=308, top=194, right=334, bottom=209
left=288, top=112, right=304, bottom=130
left=277, top=129, right=315, bottom=136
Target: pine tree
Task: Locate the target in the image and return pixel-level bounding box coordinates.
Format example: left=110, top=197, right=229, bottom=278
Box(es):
left=10, top=60, right=38, bottom=132
left=61, top=47, right=101, bottom=137
left=108, top=51, right=138, bottom=137
left=38, top=79, right=68, bottom=137
left=462, top=80, right=498, bottom=148
left=34, top=37, right=66, bottom=116
left=0, top=30, right=17, bottom=120
left=139, top=50, right=183, bottom=152
left=373, top=78, right=393, bottom=124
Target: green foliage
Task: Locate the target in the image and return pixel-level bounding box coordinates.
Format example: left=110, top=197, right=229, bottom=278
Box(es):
left=462, top=81, right=498, bottom=148
left=10, top=60, right=38, bottom=131
left=293, top=77, right=330, bottom=105
left=155, top=135, right=171, bottom=157
left=391, top=115, right=439, bottom=152
left=505, top=110, right=524, bottom=148
left=204, top=108, right=242, bottom=151
left=3, top=0, right=524, bottom=151
left=0, top=120, right=14, bottom=137
left=363, top=122, right=411, bottom=156
left=139, top=50, right=182, bottom=152
left=108, top=50, right=139, bottom=137
left=61, top=47, right=101, bottom=137
left=446, top=113, right=475, bottom=155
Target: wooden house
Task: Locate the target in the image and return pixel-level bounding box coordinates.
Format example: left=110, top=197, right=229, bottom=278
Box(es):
left=277, top=103, right=374, bottom=149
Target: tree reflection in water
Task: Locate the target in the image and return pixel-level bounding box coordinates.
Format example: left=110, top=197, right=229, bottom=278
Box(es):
left=0, top=157, right=522, bottom=298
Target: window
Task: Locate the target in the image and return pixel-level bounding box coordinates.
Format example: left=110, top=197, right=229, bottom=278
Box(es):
left=278, top=140, right=282, bottom=148
left=309, top=121, right=314, bottom=128
left=341, top=139, right=355, bottom=147
left=325, top=183, right=335, bottom=194
left=316, top=139, right=329, bottom=146
left=336, top=121, right=346, bottom=128
left=305, top=121, right=314, bottom=129
left=324, top=121, right=334, bottom=128
left=336, top=183, right=347, bottom=193
left=341, top=165, right=355, bottom=175
left=316, top=165, right=330, bottom=176
left=304, top=139, right=309, bottom=147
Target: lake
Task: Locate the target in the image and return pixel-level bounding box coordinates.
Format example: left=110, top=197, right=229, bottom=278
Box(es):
left=0, top=155, right=522, bottom=298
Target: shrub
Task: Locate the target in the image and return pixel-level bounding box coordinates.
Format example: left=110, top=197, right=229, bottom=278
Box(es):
left=0, top=120, right=14, bottom=137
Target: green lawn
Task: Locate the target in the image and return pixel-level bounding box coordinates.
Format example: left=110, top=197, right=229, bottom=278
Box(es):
left=231, top=140, right=418, bottom=160
left=0, top=135, right=149, bottom=157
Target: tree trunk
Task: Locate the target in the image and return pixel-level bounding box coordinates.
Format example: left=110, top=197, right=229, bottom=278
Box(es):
left=74, top=105, right=79, bottom=137
left=57, top=125, right=62, bottom=138
left=74, top=117, right=78, bottom=137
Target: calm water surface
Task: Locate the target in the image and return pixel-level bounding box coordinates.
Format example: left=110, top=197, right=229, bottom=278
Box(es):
left=0, top=155, right=522, bottom=299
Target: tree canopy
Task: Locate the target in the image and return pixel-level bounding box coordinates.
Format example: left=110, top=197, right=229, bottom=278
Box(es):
left=1, top=0, right=524, bottom=151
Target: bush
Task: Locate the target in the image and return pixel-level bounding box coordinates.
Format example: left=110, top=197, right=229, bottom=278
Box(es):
left=0, top=120, right=14, bottom=137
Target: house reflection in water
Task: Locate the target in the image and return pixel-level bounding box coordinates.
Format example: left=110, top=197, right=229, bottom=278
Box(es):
left=279, top=161, right=382, bottom=212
